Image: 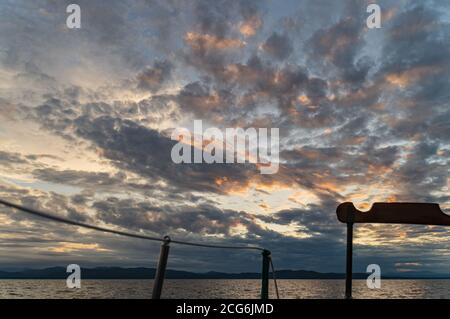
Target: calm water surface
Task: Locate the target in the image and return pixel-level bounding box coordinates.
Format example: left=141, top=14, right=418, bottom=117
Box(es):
left=1, top=279, right=449, bottom=299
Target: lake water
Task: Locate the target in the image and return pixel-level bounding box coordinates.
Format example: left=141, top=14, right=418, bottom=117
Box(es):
left=1, top=279, right=449, bottom=299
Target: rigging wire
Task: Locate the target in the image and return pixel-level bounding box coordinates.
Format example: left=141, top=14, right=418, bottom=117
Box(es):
left=269, top=257, right=280, bottom=299
left=0, top=198, right=265, bottom=251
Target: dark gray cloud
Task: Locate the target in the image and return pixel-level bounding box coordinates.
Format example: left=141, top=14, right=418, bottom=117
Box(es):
left=92, top=198, right=265, bottom=237
left=73, top=115, right=272, bottom=194
left=136, top=60, right=173, bottom=92
left=262, top=33, right=293, bottom=60
left=308, top=16, right=371, bottom=86
left=0, top=151, right=29, bottom=166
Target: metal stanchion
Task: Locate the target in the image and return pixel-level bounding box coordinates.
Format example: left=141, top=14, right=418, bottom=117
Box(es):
left=261, top=249, right=271, bottom=299
left=152, top=236, right=171, bottom=299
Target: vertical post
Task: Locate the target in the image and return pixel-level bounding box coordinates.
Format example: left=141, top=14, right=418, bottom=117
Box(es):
left=345, top=222, right=353, bottom=299
left=261, top=249, right=271, bottom=299
left=152, top=236, right=171, bottom=299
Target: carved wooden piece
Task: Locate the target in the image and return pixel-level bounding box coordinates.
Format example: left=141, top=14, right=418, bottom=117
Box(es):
left=337, top=202, right=450, bottom=226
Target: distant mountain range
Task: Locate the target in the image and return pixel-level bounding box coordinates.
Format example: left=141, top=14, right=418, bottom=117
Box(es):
left=0, top=267, right=449, bottom=279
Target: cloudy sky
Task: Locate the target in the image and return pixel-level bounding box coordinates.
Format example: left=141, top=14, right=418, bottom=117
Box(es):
left=0, top=0, right=449, bottom=275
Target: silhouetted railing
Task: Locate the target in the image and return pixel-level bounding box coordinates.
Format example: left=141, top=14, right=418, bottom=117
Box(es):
left=0, top=198, right=279, bottom=299
left=337, top=202, right=450, bottom=299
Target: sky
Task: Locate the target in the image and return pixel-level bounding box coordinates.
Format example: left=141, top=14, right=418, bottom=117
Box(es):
left=0, top=0, right=449, bottom=275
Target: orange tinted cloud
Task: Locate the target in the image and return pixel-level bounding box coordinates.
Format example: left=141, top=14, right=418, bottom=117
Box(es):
left=239, top=16, right=262, bottom=37
left=385, top=66, right=446, bottom=88
left=298, top=94, right=311, bottom=105
left=185, top=32, right=245, bottom=51
left=50, top=242, right=111, bottom=253
left=317, top=181, right=341, bottom=193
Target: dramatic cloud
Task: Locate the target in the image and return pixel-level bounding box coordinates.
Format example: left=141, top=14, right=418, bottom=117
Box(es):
left=262, top=33, right=293, bottom=60
left=136, top=60, right=173, bottom=92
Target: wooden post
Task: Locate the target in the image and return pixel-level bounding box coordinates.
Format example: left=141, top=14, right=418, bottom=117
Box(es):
left=152, top=236, right=171, bottom=299
left=345, top=222, right=353, bottom=299
left=261, top=249, right=271, bottom=299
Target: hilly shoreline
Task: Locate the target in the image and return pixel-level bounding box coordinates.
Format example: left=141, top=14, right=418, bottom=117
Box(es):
left=1, top=267, right=449, bottom=280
